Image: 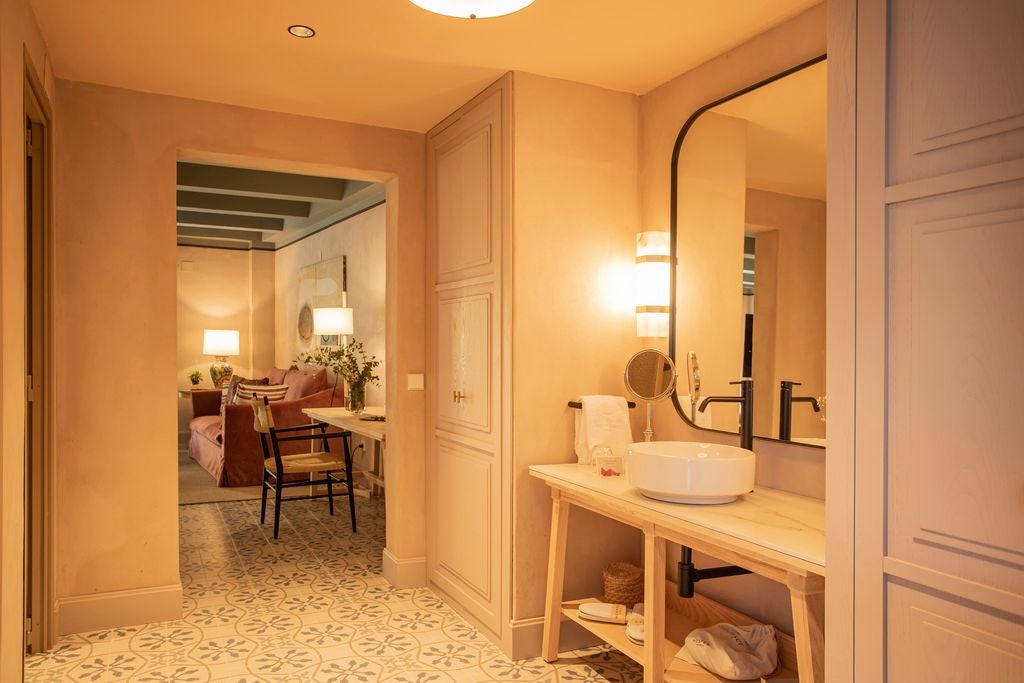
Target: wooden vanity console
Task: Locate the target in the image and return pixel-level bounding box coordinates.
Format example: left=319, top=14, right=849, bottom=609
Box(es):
left=530, top=464, right=825, bottom=683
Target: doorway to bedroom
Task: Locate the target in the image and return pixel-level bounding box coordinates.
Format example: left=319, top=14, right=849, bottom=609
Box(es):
left=174, top=159, right=387, bottom=517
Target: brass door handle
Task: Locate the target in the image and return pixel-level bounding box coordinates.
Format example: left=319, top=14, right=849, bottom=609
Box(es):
left=452, top=390, right=468, bottom=403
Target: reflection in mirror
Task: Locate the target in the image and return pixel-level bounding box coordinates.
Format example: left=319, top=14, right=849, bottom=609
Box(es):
left=670, top=56, right=827, bottom=448
left=624, top=349, right=677, bottom=442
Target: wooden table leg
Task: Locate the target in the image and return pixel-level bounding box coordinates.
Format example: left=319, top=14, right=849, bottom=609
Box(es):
left=643, top=525, right=666, bottom=683
left=541, top=489, right=571, bottom=662
left=787, top=572, right=825, bottom=683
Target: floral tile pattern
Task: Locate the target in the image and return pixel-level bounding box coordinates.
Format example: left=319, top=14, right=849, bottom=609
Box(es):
left=25, top=497, right=639, bottom=682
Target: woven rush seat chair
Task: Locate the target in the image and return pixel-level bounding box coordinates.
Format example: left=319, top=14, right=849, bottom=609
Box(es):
left=251, top=396, right=357, bottom=539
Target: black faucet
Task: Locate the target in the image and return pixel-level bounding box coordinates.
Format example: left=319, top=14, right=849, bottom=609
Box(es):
left=698, top=378, right=754, bottom=450
left=778, top=380, right=821, bottom=441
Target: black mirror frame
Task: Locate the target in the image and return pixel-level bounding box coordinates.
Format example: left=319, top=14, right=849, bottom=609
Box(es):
left=667, top=53, right=828, bottom=448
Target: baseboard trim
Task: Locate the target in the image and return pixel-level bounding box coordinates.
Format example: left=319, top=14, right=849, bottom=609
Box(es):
left=506, top=614, right=601, bottom=660
left=56, top=583, right=183, bottom=636
left=382, top=548, right=426, bottom=589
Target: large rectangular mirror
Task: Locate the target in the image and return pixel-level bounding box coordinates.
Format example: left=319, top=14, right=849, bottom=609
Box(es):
left=669, top=56, right=827, bottom=448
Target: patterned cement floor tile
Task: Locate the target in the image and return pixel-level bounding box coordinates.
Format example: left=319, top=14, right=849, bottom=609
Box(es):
left=25, top=497, right=639, bottom=682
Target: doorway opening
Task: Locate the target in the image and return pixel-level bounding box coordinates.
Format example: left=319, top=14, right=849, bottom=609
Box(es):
left=24, top=74, right=54, bottom=656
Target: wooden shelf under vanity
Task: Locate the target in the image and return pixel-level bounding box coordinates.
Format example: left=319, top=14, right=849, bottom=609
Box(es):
left=531, top=464, right=823, bottom=683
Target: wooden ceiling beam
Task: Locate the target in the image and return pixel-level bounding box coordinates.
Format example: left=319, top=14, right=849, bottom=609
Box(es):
left=177, top=162, right=348, bottom=201
left=176, top=210, right=284, bottom=231
left=176, top=190, right=310, bottom=218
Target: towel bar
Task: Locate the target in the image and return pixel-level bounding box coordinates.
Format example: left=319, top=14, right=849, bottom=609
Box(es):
left=567, top=400, right=637, bottom=409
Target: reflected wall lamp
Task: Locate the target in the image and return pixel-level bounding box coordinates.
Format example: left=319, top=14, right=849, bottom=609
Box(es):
left=408, top=0, right=535, bottom=19
left=635, top=231, right=671, bottom=338
left=203, top=329, right=240, bottom=388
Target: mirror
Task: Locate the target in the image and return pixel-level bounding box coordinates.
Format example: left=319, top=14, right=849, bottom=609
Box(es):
left=669, top=56, right=827, bottom=448
left=625, top=349, right=677, bottom=442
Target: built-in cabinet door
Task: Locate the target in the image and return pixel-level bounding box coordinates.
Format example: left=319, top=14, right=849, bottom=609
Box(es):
left=854, top=0, right=1024, bottom=679
left=436, top=286, right=495, bottom=439
left=426, top=77, right=508, bottom=641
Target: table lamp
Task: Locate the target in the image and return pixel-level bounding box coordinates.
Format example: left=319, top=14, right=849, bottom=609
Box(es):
left=203, top=329, right=239, bottom=388
left=313, top=307, right=353, bottom=345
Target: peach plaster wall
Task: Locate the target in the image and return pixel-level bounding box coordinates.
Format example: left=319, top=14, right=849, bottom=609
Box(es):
left=637, top=3, right=827, bottom=634
left=52, top=80, right=425, bottom=634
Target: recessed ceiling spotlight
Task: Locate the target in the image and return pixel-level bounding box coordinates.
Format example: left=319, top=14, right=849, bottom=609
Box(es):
left=287, top=24, right=316, bottom=38
left=409, top=0, right=535, bottom=19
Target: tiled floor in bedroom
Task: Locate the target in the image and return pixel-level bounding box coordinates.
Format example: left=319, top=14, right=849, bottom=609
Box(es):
left=25, top=496, right=641, bottom=682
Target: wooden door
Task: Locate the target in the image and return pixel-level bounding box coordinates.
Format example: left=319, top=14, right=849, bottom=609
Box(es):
left=426, top=79, right=508, bottom=636
left=851, top=0, right=1024, bottom=679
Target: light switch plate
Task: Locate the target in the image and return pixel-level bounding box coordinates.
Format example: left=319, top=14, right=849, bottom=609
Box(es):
left=407, top=373, right=425, bottom=390
left=180, top=260, right=194, bottom=272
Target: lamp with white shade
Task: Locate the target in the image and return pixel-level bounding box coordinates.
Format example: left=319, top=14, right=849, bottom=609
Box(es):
left=203, top=329, right=240, bottom=388
left=313, top=306, right=354, bottom=347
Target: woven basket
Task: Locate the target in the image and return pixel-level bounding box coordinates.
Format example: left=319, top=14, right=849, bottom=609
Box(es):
left=602, top=562, right=644, bottom=606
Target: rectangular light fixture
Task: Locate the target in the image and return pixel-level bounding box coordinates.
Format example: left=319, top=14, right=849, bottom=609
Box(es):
left=313, top=307, right=354, bottom=336
left=636, top=231, right=671, bottom=338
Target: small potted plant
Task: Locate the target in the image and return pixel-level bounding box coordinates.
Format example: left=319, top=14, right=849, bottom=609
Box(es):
left=188, top=370, right=203, bottom=387
left=296, top=339, right=380, bottom=414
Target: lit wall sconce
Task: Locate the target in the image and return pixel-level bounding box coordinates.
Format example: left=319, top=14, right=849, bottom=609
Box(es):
left=202, top=329, right=240, bottom=387
left=635, top=231, right=670, bottom=337
left=313, top=306, right=354, bottom=346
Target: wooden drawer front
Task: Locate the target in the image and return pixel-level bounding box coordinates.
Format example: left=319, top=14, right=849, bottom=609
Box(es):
left=433, top=438, right=500, bottom=632
left=431, top=90, right=502, bottom=283
left=887, top=580, right=1024, bottom=682
left=887, top=0, right=1024, bottom=184
left=887, top=182, right=1024, bottom=599
left=436, top=290, right=493, bottom=436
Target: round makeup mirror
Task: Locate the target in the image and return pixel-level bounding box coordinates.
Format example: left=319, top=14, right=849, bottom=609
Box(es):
left=624, top=349, right=678, bottom=441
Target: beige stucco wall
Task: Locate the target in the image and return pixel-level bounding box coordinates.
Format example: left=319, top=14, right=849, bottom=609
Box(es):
left=510, top=72, right=644, bottom=621
left=746, top=188, right=826, bottom=439
left=0, top=0, right=53, bottom=672
left=638, top=3, right=827, bottom=635
left=274, top=203, right=387, bottom=408
left=52, top=80, right=425, bottom=634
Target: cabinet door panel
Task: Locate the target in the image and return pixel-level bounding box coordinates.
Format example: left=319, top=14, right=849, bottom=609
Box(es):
left=436, top=291, right=492, bottom=436
left=430, top=89, right=502, bottom=283
left=433, top=438, right=500, bottom=632
left=887, top=580, right=1024, bottom=682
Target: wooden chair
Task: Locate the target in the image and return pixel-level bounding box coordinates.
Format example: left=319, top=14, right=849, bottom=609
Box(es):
left=251, top=396, right=357, bottom=539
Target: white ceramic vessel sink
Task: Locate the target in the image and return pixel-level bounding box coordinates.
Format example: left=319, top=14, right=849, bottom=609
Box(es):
left=625, top=441, right=755, bottom=504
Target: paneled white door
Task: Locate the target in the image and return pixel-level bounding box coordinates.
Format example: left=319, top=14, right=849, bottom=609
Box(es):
left=853, top=0, right=1024, bottom=679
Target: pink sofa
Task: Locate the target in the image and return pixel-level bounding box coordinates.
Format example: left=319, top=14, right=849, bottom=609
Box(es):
left=188, top=367, right=344, bottom=487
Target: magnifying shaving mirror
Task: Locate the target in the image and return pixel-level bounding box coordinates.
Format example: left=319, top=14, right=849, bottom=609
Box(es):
left=624, top=349, right=678, bottom=442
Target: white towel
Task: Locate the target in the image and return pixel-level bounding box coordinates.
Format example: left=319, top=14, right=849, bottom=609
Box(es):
left=574, top=395, right=634, bottom=464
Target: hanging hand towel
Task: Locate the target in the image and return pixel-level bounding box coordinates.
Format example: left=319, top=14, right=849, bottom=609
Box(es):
left=573, top=395, right=634, bottom=464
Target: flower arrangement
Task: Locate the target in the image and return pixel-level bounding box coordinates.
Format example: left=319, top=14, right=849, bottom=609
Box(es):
left=188, top=370, right=203, bottom=386
left=295, top=339, right=380, bottom=413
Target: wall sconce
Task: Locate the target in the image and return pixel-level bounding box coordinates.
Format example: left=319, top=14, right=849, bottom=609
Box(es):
left=635, top=231, right=670, bottom=338
left=202, top=329, right=240, bottom=387
left=313, top=306, right=354, bottom=346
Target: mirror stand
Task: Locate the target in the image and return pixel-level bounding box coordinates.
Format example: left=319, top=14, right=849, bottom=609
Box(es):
left=643, top=402, right=655, bottom=442
left=624, top=349, right=678, bottom=443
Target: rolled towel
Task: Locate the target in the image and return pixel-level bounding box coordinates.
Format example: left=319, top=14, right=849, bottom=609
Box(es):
left=573, top=395, right=634, bottom=464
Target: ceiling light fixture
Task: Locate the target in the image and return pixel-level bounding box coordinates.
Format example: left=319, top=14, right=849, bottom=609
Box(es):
left=409, top=0, right=535, bottom=19
left=287, top=24, right=316, bottom=38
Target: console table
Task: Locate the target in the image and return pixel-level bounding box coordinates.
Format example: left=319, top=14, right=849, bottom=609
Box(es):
left=303, top=406, right=387, bottom=494
left=530, top=464, right=825, bottom=683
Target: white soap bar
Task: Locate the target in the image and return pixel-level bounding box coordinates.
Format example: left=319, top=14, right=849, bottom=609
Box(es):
left=578, top=602, right=627, bottom=624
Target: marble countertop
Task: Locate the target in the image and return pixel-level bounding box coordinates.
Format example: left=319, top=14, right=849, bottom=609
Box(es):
left=530, top=463, right=825, bottom=570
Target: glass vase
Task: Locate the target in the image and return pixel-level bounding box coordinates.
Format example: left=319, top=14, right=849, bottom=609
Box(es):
left=347, top=381, right=366, bottom=415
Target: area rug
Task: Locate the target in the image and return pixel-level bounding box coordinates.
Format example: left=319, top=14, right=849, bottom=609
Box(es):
left=178, top=450, right=263, bottom=505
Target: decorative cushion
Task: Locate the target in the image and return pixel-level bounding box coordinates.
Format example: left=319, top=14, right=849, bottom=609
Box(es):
left=223, top=375, right=269, bottom=405
left=235, top=383, right=288, bottom=404
left=285, top=368, right=329, bottom=401
left=267, top=366, right=291, bottom=385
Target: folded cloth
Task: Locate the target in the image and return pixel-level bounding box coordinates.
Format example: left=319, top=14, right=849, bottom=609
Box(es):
left=675, top=622, right=778, bottom=680
left=573, top=395, right=634, bottom=464
left=577, top=602, right=627, bottom=624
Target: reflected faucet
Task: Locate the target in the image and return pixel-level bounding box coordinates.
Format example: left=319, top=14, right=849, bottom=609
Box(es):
left=698, top=378, right=754, bottom=450
left=778, top=380, right=821, bottom=441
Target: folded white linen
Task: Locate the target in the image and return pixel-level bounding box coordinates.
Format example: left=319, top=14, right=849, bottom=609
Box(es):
left=573, top=395, right=634, bottom=464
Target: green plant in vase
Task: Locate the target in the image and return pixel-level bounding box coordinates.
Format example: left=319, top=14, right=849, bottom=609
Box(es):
left=188, top=370, right=203, bottom=386
left=295, top=339, right=380, bottom=414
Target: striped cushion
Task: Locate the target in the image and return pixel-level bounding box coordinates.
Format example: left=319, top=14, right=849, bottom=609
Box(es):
left=235, top=383, right=288, bottom=404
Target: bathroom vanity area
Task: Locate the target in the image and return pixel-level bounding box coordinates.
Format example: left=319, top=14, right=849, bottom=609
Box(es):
left=531, top=463, right=825, bottom=683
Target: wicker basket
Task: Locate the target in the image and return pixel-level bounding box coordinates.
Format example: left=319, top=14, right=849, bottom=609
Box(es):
left=602, top=562, right=644, bottom=606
